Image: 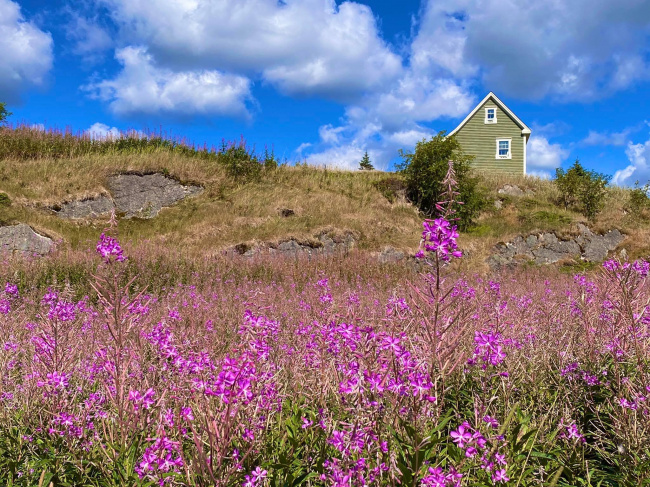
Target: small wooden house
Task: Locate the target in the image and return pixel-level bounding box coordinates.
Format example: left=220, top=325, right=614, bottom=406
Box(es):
left=448, top=92, right=531, bottom=175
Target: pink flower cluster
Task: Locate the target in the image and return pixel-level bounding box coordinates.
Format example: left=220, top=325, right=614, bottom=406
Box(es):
left=96, top=233, right=125, bottom=262
left=419, top=218, right=462, bottom=261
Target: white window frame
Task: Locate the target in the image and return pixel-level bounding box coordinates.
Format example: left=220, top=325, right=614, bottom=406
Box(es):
left=484, top=107, right=497, bottom=124
left=496, top=138, right=512, bottom=159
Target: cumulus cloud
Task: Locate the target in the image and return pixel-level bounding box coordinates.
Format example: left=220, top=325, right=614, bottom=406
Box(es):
left=413, top=0, right=650, bottom=101
left=0, top=0, right=53, bottom=102
left=98, top=0, right=402, bottom=99
left=613, top=135, right=650, bottom=186
left=84, top=47, right=253, bottom=118
left=581, top=123, right=646, bottom=147
left=526, top=136, right=570, bottom=177
left=86, top=122, right=120, bottom=139
left=66, top=13, right=113, bottom=62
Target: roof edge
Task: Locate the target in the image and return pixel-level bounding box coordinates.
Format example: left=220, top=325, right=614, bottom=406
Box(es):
left=447, top=92, right=531, bottom=138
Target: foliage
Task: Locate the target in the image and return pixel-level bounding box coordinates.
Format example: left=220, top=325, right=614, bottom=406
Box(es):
left=0, top=125, right=278, bottom=182
left=627, top=181, right=650, bottom=218
left=0, top=102, right=10, bottom=126
left=372, top=175, right=406, bottom=203
left=359, top=151, right=374, bottom=171
left=1, top=228, right=650, bottom=485
left=0, top=192, right=10, bottom=207
left=554, top=159, right=611, bottom=220
left=397, top=132, right=485, bottom=230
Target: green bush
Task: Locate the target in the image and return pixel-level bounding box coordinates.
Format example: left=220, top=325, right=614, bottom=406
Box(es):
left=0, top=192, right=10, bottom=207
left=372, top=176, right=406, bottom=203
left=554, top=159, right=610, bottom=220
left=397, top=132, right=485, bottom=230
left=0, top=102, right=10, bottom=126
left=627, top=181, right=650, bottom=217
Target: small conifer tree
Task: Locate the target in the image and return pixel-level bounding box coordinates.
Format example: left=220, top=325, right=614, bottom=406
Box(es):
left=0, top=102, right=10, bottom=126
left=359, top=151, right=374, bottom=171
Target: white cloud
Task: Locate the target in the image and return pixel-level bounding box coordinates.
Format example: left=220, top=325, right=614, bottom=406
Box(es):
left=613, top=137, right=650, bottom=186
left=581, top=123, right=646, bottom=147
left=99, top=0, right=402, bottom=99
left=413, top=0, right=650, bottom=101
left=306, top=144, right=368, bottom=170
left=0, top=0, right=53, bottom=102
left=526, top=136, right=569, bottom=177
left=86, top=122, right=120, bottom=139
left=84, top=46, right=253, bottom=118
left=66, top=13, right=113, bottom=62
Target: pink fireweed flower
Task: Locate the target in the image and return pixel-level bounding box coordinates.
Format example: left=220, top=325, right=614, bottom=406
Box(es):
left=450, top=422, right=473, bottom=448
left=492, top=469, right=509, bottom=483
left=96, top=233, right=125, bottom=262
left=421, top=218, right=462, bottom=261
left=301, top=417, right=314, bottom=429
left=4, top=282, right=18, bottom=297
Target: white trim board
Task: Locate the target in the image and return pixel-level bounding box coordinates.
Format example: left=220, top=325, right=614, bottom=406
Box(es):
left=448, top=92, right=531, bottom=139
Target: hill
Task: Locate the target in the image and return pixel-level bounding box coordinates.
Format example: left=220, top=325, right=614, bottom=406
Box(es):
left=0, top=126, right=648, bottom=271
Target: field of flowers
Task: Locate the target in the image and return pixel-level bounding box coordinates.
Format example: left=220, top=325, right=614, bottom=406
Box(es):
left=1, top=170, right=649, bottom=486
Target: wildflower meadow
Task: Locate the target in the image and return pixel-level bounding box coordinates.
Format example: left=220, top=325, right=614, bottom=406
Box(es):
left=0, top=166, right=649, bottom=486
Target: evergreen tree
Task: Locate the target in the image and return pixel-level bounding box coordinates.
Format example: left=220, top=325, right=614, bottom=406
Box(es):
left=0, top=102, right=10, bottom=126
left=359, top=151, right=374, bottom=171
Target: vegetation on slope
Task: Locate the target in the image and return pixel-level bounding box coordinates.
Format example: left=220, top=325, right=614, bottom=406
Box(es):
left=0, top=125, right=649, bottom=268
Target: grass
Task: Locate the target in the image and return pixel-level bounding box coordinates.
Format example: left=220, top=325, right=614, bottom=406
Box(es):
left=1, top=126, right=650, bottom=270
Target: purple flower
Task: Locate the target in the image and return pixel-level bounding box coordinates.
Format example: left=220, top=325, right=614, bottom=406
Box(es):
left=492, top=469, right=509, bottom=483
left=450, top=423, right=473, bottom=448
left=96, top=233, right=125, bottom=262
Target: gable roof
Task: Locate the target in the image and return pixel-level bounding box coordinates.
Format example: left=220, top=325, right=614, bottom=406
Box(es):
left=447, top=92, right=531, bottom=139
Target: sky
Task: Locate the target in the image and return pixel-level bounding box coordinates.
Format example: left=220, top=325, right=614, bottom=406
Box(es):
left=2, top=0, right=650, bottom=185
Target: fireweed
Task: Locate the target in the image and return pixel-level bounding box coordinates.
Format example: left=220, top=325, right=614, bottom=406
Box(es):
left=1, top=230, right=650, bottom=483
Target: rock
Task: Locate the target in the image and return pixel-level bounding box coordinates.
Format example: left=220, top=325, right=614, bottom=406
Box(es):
left=532, top=248, right=566, bottom=265
left=498, top=184, right=526, bottom=197
left=494, top=199, right=503, bottom=210
left=279, top=208, right=295, bottom=217
left=487, top=226, right=624, bottom=268
left=582, top=229, right=624, bottom=262
left=378, top=246, right=406, bottom=263
left=54, top=195, right=115, bottom=219
left=0, top=224, right=53, bottom=255
left=228, top=230, right=356, bottom=258
left=107, top=173, right=203, bottom=219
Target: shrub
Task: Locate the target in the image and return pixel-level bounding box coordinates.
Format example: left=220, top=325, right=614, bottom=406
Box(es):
left=0, top=102, right=10, bottom=126
left=372, top=175, right=406, bottom=203
left=554, top=159, right=610, bottom=220
left=627, top=181, right=650, bottom=217
left=397, top=132, right=485, bottom=230
left=0, top=192, right=10, bottom=207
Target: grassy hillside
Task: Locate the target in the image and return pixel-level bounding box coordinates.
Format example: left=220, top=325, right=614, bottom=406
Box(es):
left=0, top=126, right=648, bottom=269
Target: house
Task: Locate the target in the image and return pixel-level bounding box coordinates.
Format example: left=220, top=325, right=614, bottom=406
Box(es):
left=448, top=92, right=531, bottom=175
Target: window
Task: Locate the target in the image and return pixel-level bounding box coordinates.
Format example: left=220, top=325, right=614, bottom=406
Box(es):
left=496, top=138, right=511, bottom=159
left=485, top=107, right=497, bottom=124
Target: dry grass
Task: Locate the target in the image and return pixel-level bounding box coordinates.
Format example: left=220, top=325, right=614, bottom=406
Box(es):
left=0, top=153, right=423, bottom=256
left=1, top=132, right=649, bottom=266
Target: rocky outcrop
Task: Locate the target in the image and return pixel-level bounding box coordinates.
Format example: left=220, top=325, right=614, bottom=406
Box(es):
left=107, top=173, right=203, bottom=219
left=497, top=184, right=533, bottom=197
left=488, top=224, right=624, bottom=268
left=228, top=230, right=356, bottom=257
left=0, top=224, right=53, bottom=255
left=53, top=195, right=115, bottom=219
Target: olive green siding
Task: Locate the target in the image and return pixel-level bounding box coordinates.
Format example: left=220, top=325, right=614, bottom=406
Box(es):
left=453, top=101, right=526, bottom=175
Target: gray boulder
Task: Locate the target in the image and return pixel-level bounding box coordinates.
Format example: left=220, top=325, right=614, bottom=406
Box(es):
left=498, top=184, right=526, bottom=197
left=0, top=224, right=53, bottom=255
left=107, top=173, right=203, bottom=219
left=54, top=195, right=115, bottom=219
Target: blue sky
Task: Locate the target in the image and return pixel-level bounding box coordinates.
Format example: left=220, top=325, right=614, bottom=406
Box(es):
left=2, top=0, right=650, bottom=184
